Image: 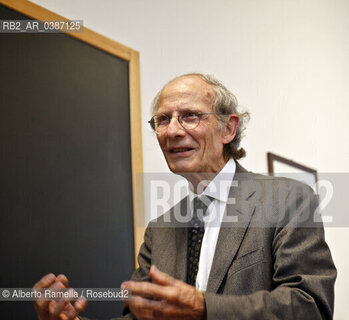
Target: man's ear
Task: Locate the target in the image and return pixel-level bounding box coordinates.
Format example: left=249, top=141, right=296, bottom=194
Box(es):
left=222, top=114, right=239, bottom=144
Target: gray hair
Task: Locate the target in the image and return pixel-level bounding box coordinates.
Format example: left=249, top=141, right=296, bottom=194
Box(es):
left=151, top=73, right=250, bottom=160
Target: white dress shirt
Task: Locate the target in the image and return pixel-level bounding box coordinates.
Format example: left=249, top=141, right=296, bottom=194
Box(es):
left=188, top=159, right=236, bottom=292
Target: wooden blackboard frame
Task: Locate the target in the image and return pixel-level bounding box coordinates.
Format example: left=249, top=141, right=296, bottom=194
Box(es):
left=0, top=0, right=144, bottom=268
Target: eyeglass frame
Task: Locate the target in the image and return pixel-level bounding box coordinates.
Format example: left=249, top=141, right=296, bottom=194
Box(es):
left=148, top=112, right=223, bottom=134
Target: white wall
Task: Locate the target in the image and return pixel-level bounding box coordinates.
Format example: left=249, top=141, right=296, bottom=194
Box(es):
left=30, top=0, right=349, bottom=318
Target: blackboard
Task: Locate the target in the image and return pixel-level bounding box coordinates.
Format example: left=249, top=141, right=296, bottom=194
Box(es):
left=0, top=2, right=142, bottom=319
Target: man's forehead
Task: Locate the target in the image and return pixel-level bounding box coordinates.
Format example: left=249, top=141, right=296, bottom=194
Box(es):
left=158, top=76, right=214, bottom=106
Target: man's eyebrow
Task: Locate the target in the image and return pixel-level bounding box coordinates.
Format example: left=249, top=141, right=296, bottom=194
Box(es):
left=156, top=107, right=201, bottom=116
left=180, top=107, right=201, bottom=112
left=155, top=112, right=171, bottom=117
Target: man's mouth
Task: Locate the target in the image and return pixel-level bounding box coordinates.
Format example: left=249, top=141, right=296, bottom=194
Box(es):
left=170, top=148, right=194, bottom=153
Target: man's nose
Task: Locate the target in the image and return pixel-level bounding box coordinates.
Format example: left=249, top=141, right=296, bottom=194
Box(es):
left=166, top=117, right=186, bottom=137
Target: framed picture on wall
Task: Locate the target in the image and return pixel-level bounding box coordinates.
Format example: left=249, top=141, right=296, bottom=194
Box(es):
left=267, top=152, right=318, bottom=193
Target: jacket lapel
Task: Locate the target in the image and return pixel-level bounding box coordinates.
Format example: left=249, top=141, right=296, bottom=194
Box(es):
left=206, top=162, right=257, bottom=293
left=174, top=226, right=187, bottom=282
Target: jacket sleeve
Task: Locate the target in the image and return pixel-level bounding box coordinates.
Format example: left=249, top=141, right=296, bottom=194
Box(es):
left=204, top=184, right=337, bottom=320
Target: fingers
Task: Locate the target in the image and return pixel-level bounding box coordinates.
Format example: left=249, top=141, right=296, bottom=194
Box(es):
left=57, top=274, right=70, bottom=288
left=150, top=265, right=199, bottom=308
left=48, top=300, right=69, bottom=318
left=33, top=273, right=57, bottom=289
left=128, top=295, right=199, bottom=320
left=122, top=280, right=179, bottom=304
left=47, top=296, right=87, bottom=320
left=123, top=265, right=206, bottom=319
left=123, top=267, right=206, bottom=319
left=58, top=297, right=88, bottom=320
left=150, top=265, right=176, bottom=286
left=128, top=295, right=165, bottom=320
left=74, top=296, right=88, bottom=314
left=123, top=265, right=189, bottom=304
left=33, top=273, right=87, bottom=320
left=33, top=273, right=58, bottom=313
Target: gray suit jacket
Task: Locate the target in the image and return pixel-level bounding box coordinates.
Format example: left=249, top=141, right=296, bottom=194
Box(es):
left=84, top=162, right=337, bottom=319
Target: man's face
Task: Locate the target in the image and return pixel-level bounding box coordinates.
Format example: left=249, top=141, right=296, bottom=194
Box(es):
left=156, top=76, right=228, bottom=174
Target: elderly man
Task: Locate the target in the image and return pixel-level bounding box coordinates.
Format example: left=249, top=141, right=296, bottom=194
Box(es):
left=34, top=73, right=336, bottom=320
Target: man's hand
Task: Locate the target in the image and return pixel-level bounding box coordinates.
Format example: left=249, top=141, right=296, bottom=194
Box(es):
left=122, top=265, right=206, bottom=320
left=33, top=273, right=87, bottom=320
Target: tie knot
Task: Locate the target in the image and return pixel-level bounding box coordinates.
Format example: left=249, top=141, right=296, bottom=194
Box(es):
left=192, top=196, right=214, bottom=219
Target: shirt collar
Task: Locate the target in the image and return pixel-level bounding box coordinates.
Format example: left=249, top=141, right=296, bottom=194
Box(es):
left=188, top=158, right=236, bottom=204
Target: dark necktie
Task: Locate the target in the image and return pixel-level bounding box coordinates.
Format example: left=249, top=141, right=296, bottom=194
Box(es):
left=186, top=196, right=213, bottom=286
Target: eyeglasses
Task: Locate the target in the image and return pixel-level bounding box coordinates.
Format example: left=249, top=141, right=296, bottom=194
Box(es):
left=148, top=112, right=221, bottom=134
